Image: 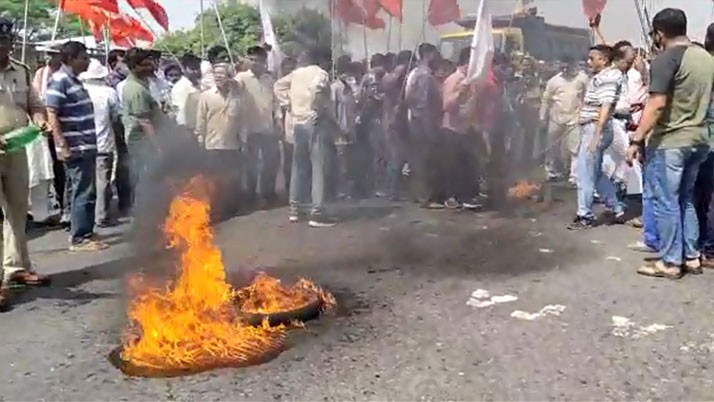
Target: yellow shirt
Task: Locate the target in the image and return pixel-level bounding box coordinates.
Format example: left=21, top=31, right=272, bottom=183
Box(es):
left=235, top=70, right=276, bottom=137
left=539, top=71, right=588, bottom=126
left=194, top=83, right=244, bottom=151
left=274, top=65, right=330, bottom=127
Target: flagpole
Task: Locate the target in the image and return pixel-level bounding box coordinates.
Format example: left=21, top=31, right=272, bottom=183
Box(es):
left=200, top=0, right=206, bottom=58
left=51, top=5, right=63, bottom=44
left=386, top=18, right=392, bottom=53
left=361, top=0, right=369, bottom=62
left=20, top=0, right=30, bottom=62
left=78, top=17, right=87, bottom=46
left=330, top=0, right=335, bottom=77
left=213, top=1, right=235, bottom=66
left=398, top=1, right=403, bottom=50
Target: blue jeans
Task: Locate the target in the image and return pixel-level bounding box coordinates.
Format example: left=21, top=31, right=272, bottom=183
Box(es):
left=65, top=152, right=97, bottom=245
left=289, top=121, right=329, bottom=217
left=694, top=150, right=714, bottom=255
left=641, top=163, right=660, bottom=250
left=646, top=145, right=709, bottom=265
left=576, top=122, right=621, bottom=218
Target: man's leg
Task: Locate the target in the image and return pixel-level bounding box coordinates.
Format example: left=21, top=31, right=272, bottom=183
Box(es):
left=681, top=146, right=709, bottom=263
left=573, top=124, right=597, bottom=222
left=68, top=154, right=98, bottom=246
left=545, top=122, right=565, bottom=179
left=244, top=133, right=260, bottom=204
left=694, top=151, right=714, bottom=249
left=593, top=127, right=622, bottom=216
left=650, top=147, right=686, bottom=266
left=259, top=135, right=280, bottom=202
left=309, top=122, right=331, bottom=224
left=642, top=157, right=660, bottom=250
left=288, top=125, right=311, bottom=220
left=2, top=151, right=31, bottom=280
left=282, top=141, right=293, bottom=196
left=95, top=153, right=114, bottom=225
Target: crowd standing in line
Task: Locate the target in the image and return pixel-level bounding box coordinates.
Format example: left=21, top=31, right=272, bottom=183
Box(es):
left=1, top=7, right=714, bottom=310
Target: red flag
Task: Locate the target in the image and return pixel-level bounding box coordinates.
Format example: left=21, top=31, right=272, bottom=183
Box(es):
left=333, top=0, right=385, bottom=29
left=428, top=0, right=460, bottom=26
left=59, top=0, right=119, bottom=14
left=377, top=0, right=402, bottom=20
left=126, top=0, right=169, bottom=30
left=581, top=0, right=608, bottom=18
left=109, top=14, right=154, bottom=43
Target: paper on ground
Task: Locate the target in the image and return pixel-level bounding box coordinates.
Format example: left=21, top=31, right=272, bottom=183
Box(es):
left=511, top=304, right=566, bottom=320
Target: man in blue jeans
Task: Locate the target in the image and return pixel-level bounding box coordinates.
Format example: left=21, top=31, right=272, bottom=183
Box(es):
left=568, top=44, right=625, bottom=230
left=274, top=49, right=339, bottom=227
left=627, top=8, right=713, bottom=279
left=46, top=41, right=109, bottom=252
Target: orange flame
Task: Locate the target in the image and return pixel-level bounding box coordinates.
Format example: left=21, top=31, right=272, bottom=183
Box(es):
left=235, top=273, right=336, bottom=314
left=120, top=178, right=285, bottom=372
left=508, top=180, right=541, bottom=200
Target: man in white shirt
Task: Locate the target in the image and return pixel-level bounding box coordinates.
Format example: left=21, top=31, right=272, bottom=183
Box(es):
left=171, top=54, right=202, bottom=128
left=539, top=57, right=588, bottom=183
left=79, top=59, right=121, bottom=227
left=195, top=63, right=244, bottom=218
left=236, top=46, right=280, bottom=207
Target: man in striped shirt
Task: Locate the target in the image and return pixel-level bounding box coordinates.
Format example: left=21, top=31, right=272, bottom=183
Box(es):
left=568, top=44, right=625, bottom=230
left=46, top=41, right=109, bottom=252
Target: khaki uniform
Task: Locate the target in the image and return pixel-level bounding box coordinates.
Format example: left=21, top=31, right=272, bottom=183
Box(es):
left=0, top=59, right=44, bottom=281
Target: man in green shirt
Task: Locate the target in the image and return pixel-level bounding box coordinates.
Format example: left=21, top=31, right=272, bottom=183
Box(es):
left=627, top=8, right=714, bottom=279
left=121, top=48, right=161, bottom=197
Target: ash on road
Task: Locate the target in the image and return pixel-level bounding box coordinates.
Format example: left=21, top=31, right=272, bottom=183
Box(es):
left=1, top=199, right=713, bottom=401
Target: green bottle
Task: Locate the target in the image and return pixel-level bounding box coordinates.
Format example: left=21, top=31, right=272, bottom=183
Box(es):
left=2, top=125, right=42, bottom=153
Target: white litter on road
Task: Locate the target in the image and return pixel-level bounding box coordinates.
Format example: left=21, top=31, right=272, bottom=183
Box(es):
left=606, top=256, right=622, bottom=262
left=511, top=304, right=566, bottom=320
left=539, top=248, right=555, bottom=254
left=611, top=316, right=672, bottom=339
left=466, top=289, right=518, bottom=309
left=591, top=240, right=603, bottom=244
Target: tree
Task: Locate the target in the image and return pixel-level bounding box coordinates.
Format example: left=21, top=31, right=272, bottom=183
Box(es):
left=155, top=2, right=337, bottom=60
left=0, top=0, right=83, bottom=41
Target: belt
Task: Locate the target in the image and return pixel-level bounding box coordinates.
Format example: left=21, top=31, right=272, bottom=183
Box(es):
left=612, top=113, right=630, bottom=120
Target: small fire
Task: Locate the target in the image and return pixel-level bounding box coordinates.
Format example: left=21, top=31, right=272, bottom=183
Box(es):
left=508, top=180, right=541, bottom=200
left=119, top=178, right=290, bottom=374
left=236, top=274, right=336, bottom=314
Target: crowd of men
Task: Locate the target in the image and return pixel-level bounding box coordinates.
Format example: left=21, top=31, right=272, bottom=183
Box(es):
left=0, top=6, right=713, bottom=309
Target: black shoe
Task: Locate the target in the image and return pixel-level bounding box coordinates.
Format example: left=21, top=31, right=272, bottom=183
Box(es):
left=567, top=216, right=594, bottom=230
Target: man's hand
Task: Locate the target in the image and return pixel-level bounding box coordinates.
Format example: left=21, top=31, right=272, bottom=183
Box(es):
left=588, top=13, right=601, bottom=28
left=626, top=144, right=642, bottom=166
left=0, top=136, right=7, bottom=150
left=586, top=136, right=600, bottom=154
left=37, top=121, right=51, bottom=136
left=56, top=142, right=70, bottom=161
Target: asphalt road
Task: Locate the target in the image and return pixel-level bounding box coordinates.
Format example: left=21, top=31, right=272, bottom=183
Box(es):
left=1, top=195, right=713, bottom=401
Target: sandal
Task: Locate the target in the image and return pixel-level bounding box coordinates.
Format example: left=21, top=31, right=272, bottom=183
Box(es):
left=637, top=261, right=684, bottom=280
left=8, top=270, right=52, bottom=287
left=683, top=258, right=703, bottom=275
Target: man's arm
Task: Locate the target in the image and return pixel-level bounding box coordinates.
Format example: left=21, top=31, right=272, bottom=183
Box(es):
left=630, top=53, right=677, bottom=143
left=274, top=72, right=292, bottom=108
left=45, top=79, right=69, bottom=158
left=125, top=87, right=160, bottom=148
left=538, top=78, right=556, bottom=121
left=194, top=93, right=208, bottom=146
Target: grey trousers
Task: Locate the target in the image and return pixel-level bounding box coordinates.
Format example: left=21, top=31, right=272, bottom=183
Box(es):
left=95, top=152, right=114, bottom=224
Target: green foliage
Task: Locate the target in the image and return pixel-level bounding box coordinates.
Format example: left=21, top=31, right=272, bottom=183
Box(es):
left=155, top=1, right=336, bottom=59
left=0, top=0, right=83, bottom=41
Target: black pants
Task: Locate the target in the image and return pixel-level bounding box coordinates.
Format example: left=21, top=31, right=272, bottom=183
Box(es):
left=408, top=119, right=444, bottom=203
left=244, top=133, right=280, bottom=202
left=442, top=129, right=480, bottom=202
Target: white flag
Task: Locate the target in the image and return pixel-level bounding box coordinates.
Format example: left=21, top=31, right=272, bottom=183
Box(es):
left=466, top=0, right=494, bottom=84
left=259, top=0, right=282, bottom=73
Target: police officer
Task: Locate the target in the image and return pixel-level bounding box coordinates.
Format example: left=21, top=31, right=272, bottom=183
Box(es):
left=0, top=17, right=51, bottom=310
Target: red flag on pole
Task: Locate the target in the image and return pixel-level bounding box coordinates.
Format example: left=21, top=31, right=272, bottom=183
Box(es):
left=125, top=0, right=169, bottom=30
left=377, top=0, right=402, bottom=20
left=428, top=0, right=461, bottom=26
left=333, top=0, right=385, bottom=29
left=581, top=0, right=608, bottom=18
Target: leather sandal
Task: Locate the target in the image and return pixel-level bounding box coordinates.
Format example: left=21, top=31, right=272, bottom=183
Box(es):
left=637, top=261, right=684, bottom=280
left=8, top=270, right=51, bottom=287
left=0, top=287, right=12, bottom=312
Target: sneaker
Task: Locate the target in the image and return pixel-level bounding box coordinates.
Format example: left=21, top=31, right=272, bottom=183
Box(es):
left=683, top=258, right=703, bottom=275
left=308, top=217, right=337, bottom=228
left=444, top=197, right=461, bottom=209
left=289, top=214, right=301, bottom=223
left=567, top=216, right=593, bottom=230
left=462, top=198, right=483, bottom=210
left=627, top=241, right=656, bottom=253
left=420, top=201, right=446, bottom=210
left=69, top=238, right=109, bottom=252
